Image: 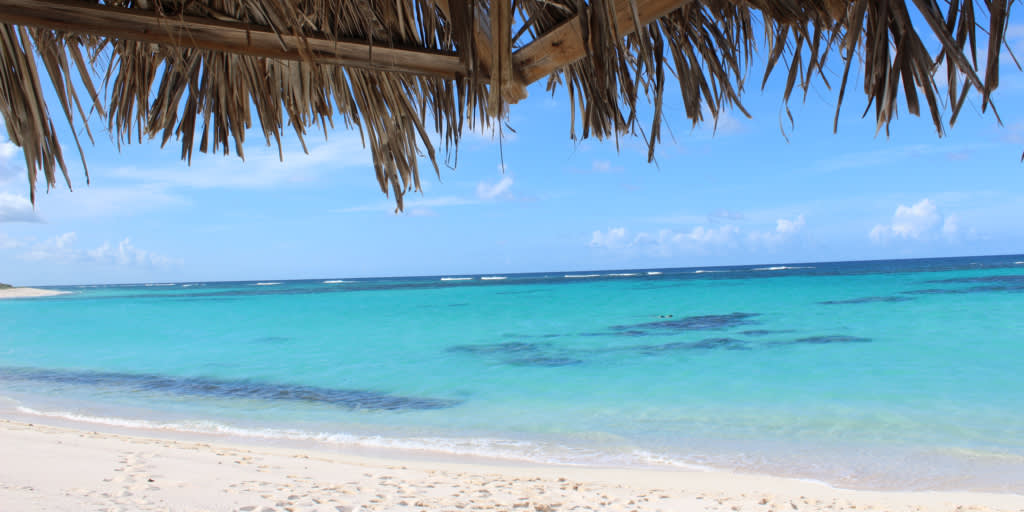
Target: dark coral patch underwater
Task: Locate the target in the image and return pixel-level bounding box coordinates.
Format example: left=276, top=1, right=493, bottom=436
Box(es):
left=0, top=367, right=459, bottom=411
left=590, top=312, right=761, bottom=338
left=819, top=296, right=914, bottom=305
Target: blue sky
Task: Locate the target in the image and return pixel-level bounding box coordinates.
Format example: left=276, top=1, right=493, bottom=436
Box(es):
left=3, top=19, right=1024, bottom=286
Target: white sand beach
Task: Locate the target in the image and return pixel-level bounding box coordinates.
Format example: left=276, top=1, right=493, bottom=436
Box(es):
left=0, top=287, right=69, bottom=299
left=1, top=419, right=1021, bottom=512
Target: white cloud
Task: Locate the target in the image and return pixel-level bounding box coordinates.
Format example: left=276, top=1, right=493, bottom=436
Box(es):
left=87, top=238, right=181, bottom=266
left=22, top=232, right=78, bottom=262
left=632, top=225, right=740, bottom=256
left=590, top=227, right=629, bottom=248
left=870, top=198, right=961, bottom=243
left=477, top=176, right=514, bottom=200
left=0, top=140, right=16, bottom=159
left=942, top=214, right=959, bottom=238
left=776, top=215, right=805, bottom=235
left=749, top=214, right=806, bottom=245
left=0, top=138, right=21, bottom=184
left=705, top=108, right=745, bottom=135
left=591, top=214, right=806, bottom=256
left=20, top=232, right=181, bottom=266
left=680, top=224, right=740, bottom=244
left=0, top=192, right=42, bottom=222
left=594, top=224, right=741, bottom=254
left=592, top=160, right=613, bottom=172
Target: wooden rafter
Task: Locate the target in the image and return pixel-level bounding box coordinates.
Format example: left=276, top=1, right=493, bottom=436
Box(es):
left=433, top=0, right=526, bottom=106
left=0, top=0, right=468, bottom=78
left=513, top=0, right=692, bottom=85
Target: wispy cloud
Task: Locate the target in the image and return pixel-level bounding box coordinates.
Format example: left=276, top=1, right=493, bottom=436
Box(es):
left=333, top=195, right=480, bottom=214
left=748, top=214, right=806, bottom=245
left=815, top=143, right=988, bottom=173
left=87, top=238, right=182, bottom=266
left=477, top=175, right=514, bottom=200
left=0, top=192, right=43, bottom=223
left=31, top=184, right=187, bottom=219
left=591, top=214, right=805, bottom=255
left=20, top=232, right=79, bottom=263
left=19, top=232, right=182, bottom=266
left=332, top=166, right=515, bottom=214
left=0, top=231, right=22, bottom=249
left=704, top=108, right=745, bottom=136
left=110, top=135, right=371, bottom=189
left=709, top=209, right=745, bottom=222
left=591, top=224, right=741, bottom=253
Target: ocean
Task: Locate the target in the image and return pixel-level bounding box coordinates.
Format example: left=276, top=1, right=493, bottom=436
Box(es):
left=2, top=255, right=1023, bottom=492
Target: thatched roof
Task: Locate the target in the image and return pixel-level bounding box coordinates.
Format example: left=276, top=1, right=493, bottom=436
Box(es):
left=0, top=0, right=1016, bottom=210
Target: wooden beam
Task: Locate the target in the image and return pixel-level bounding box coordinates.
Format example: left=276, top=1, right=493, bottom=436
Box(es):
left=513, top=0, right=691, bottom=85
left=0, top=0, right=468, bottom=78
left=433, top=0, right=526, bottom=105
left=433, top=0, right=495, bottom=75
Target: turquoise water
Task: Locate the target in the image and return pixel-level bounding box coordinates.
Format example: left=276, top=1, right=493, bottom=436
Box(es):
left=2, top=256, right=1023, bottom=491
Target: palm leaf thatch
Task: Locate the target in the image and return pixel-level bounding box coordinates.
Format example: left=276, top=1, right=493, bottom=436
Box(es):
left=0, top=0, right=1016, bottom=210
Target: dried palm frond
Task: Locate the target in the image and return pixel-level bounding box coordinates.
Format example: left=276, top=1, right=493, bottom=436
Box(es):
left=0, top=0, right=1015, bottom=210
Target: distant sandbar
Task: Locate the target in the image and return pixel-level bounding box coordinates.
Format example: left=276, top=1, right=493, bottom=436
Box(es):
left=0, top=287, right=70, bottom=299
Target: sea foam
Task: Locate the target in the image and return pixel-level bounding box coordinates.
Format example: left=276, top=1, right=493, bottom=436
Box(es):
left=13, top=406, right=709, bottom=470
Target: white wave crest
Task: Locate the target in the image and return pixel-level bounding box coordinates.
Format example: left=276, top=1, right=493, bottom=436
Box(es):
left=12, top=406, right=702, bottom=470
left=564, top=274, right=600, bottom=279
left=752, top=266, right=814, bottom=271
left=253, top=282, right=281, bottom=286
left=608, top=273, right=638, bottom=277
left=144, top=283, right=176, bottom=287
left=481, top=276, right=507, bottom=280
left=440, top=277, right=473, bottom=281
left=646, top=271, right=662, bottom=275
left=322, top=280, right=345, bottom=284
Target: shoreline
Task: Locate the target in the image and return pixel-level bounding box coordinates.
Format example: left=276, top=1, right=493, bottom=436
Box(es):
left=0, top=287, right=69, bottom=299
left=1, top=418, right=1022, bottom=511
